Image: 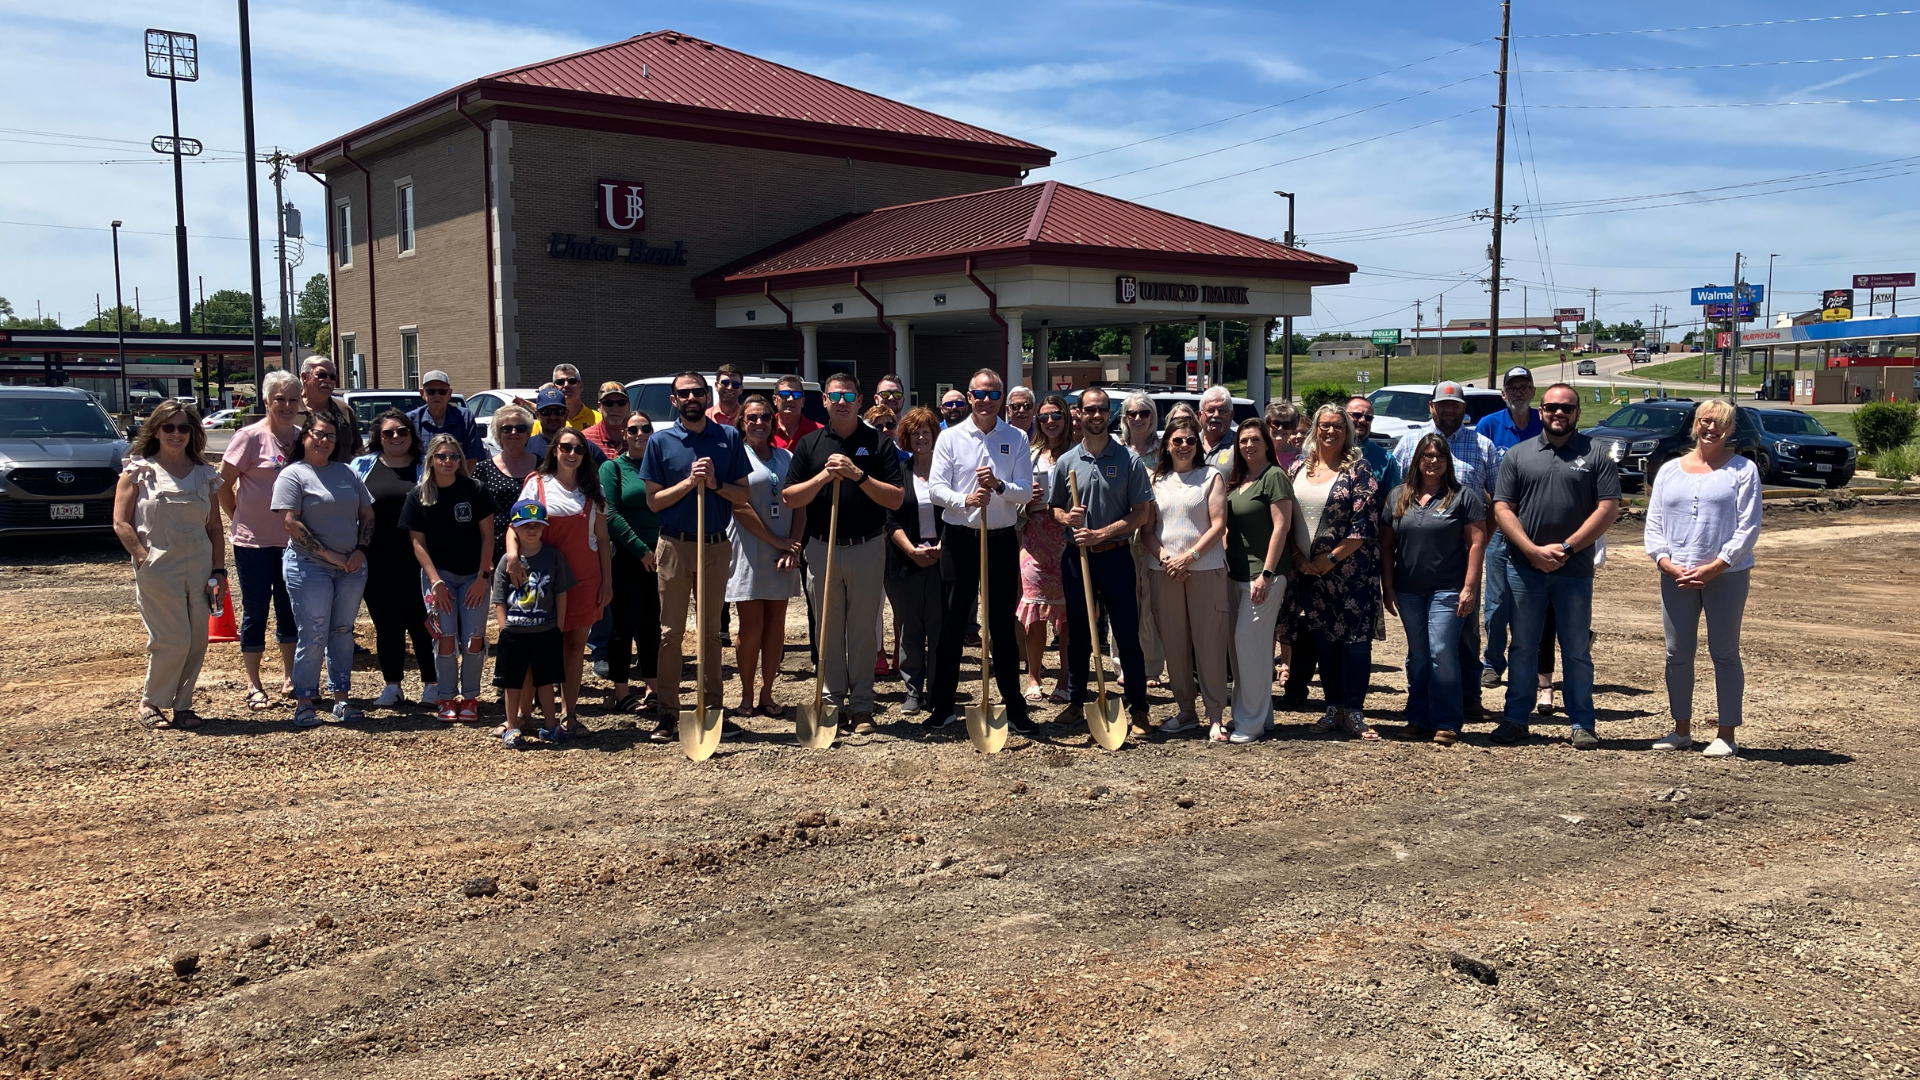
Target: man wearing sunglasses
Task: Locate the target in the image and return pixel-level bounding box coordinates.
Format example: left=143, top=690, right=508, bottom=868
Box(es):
left=770, top=374, right=821, bottom=450
left=1049, top=385, right=1154, bottom=735
left=1490, top=383, right=1620, bottom=749
left=784, top=373, right=904, bottom=735
left=582, top=381, right=633, bottom=461
left=938, top=389, right=969, bottom=429
left=299, top=356, right=363, bottom=458
left=407, top=370, right=484, bottom=475
left=1344, top=395, right=1401, bottom=493
left=640, top=371, right=756, bottom=734
left=708, top=364, right=746, bottom=428
left=551, top=364, right=600, bottom=431
left=528, top=387, right=606, bottom=466
left=923, top=368, right=1035, bottom=734
left=1004, top=385, right=1036, bottom=438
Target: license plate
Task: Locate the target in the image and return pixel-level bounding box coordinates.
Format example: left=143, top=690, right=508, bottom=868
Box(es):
left=50, top=503, right=84, bottom=520
left=1816, top=464, right=1833, bottom=473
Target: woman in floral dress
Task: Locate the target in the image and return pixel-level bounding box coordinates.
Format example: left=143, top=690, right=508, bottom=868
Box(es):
left=1284, top=404, right=1382, bottom=739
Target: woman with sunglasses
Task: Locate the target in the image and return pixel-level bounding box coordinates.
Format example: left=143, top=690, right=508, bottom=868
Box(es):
left=400, top=434, right=497, bottom=722
left=217, top=369, right=302, bottom=711
left=351, top=410, right=439, bottom=708
left=475, top=405, right=540, bottom=569
left=1119, top=390, right=1167, bottom=688
left=602, top=411, right=662, bottom=714
left=1140, top=415, right=1230, bottom=738
left=115, top=401, right=224, bottom=729
left=1265, top=401, right=1303, bottom=471
left=1017, top=394, right=1073, bottom=703
left=272, top=413, right=375, bottom=728
left=728, top=395, right=805, bottom=717
left=1285, top=405, right=1383, bottom=740
left=509, top=427, right=613, bottom=731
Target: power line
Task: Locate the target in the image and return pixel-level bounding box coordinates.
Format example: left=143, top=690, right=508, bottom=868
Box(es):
left=1517, top=10, right=1916, bottom=38
left=1528, top=96, right=1919, bottom=108
left=1520, top=52, right=1920, bottom=72
left=1130, top=110, right=1478, bottom=199
left=0, top=219, right=269, bottom=244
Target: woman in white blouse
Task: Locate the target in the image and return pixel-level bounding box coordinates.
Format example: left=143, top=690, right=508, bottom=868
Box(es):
left=1643, top=398, right=1762, bottom=758
left=1140, top=415, right=1230, bottom=738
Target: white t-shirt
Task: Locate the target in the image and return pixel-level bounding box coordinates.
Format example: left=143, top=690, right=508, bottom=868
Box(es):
left=1291, top=469, right=1337, bottom=557
left=520, top=474, right=598, bottom=551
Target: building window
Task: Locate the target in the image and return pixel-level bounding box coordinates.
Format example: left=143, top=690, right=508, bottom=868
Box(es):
left=400, top=330, right=420, bottom=388
left=336, top=202, right=352, bottom=268
left=339, top=333, right=359, bottom=388
left=395, top=182, right=415, bottom=255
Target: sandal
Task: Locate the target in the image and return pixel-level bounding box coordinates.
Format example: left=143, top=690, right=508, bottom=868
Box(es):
left=758, top=701, right=788, bottom=720
left=1309, top=710, right=1340, bottom=735
left=611, top=692, right=643, bottom=714
left=292, top=704, right=320, bottom=729
left=171, top=709, right=204, bottom=730
left=561, top=716, right=590, bottom=737
left=137, top=704, right=170, bottom=730
left=245, top=688, right=272, bottom=711
left=502, top=728, right=527, bottom=749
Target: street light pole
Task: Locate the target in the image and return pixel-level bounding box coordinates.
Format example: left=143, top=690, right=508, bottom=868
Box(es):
left=1766, top=253, right=1779, bottom=393
left=111, top=220, right=128, bottom=418
left=1275, top=189, right=1296, bottom=403
left=145, top=29, right=199, bottom=335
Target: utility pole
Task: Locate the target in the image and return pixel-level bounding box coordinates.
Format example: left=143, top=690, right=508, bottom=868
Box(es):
left=1436, top=292, right=1444, bottom=381
left=1413, top=298, right=1423, bottom=381
left=1486, top=0, right=1511, bottom=386
left=1725, top=253, right=1743, bottom=398
left=238, top=0, right=267, bottom=409
left=1276, top=189, right=1296, bottom=404
left=269, top=149, right=294, bottom=369
left=111, top=221, right=127, bottom=416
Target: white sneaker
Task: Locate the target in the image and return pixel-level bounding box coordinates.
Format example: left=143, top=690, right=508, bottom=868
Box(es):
left=1228, top=729, right=1260, bottom=744
left=1651, top=730, right=1693, bottom=751
left=372, top=684, right=405, bottom=707
left=1702, top=737, right=1738, bottom=758
left=420, top=682, right=438, bottom=705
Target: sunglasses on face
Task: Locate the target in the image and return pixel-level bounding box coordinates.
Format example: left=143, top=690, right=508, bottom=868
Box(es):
left=1539, top=402, right=1577, bottom=414
left=717, top=378, right=742, bottom=389
left=555, top=443, right=585, bottom=456
left=877, top=390, right=903, bottom=400
left=1125, top=409, right=1154, bottom=420
left=776, top=389, right=805, bottom=400
left=826, top=391, right=859, bottom=404
left=156, top=422, right=193, bottom=435
left=1317, top=422, right=1346, bottom=433
left=671, top=387, right=711, bottom=400
left=431, top=452, right=462, bottom=462
left=499, top=424, right=531, bottom=435
left=422, top=387, right=450, bottom=396
left=1038, top=412, right=1064, bottom=424
left=553, top=377, right=581, bottom=387
left=743, top=412, right=772, bottom=423
left=538, top=408, right=568, bottom=418
left=942, top=401, right=967, bottom=410
left=1079, top=405, right=1110, bottom=415
left=381, top=427, right=412, bottom=439
left=601, top=397, right=628, bottom=408
left=310, top=371, right=336, bottom=382
left=1007, top=400, right=1032, bottom=411
left=877, top=421, right=896, bottom=432
left=1168, top=436, right=1198, bottom=447
left=969, top=389, right=1002, bottom=401
left=308, top=431, right=338, bottom=442
left=1346, top=411, right=1370, bottom=422
left=627, top=424, right=654, bottom=435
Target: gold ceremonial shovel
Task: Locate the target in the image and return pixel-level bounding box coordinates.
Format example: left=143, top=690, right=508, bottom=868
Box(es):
left=1069, top=472, right=1127, bottom=751
left=963, top=512, right=1008, bottom=753
left=794, top=479, right=841, bottom=749
left=680, top=484, right=723, bottom=762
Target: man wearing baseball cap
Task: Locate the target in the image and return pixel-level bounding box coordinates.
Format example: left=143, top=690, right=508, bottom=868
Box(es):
left=408, top=370, right=485, bottom=474
left=582, top=382, right=633, bottom=460
left=1389, top=380, right=1500, bottom=713
left=528, top=386, right=606, bottom=466
left=1475, top=367, right=1545, bottom=697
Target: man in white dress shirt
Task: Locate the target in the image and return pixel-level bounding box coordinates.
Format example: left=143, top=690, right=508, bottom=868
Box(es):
left=923, top=368, right=1035, bottom=734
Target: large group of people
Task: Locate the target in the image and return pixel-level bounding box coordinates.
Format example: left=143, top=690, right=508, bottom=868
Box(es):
left=111, top=359, right=1762, bottom=757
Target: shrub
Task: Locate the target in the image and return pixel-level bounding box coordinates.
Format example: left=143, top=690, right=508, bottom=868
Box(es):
left=1870, top=440, right=1920, bottom=481
left=1854, top=401, right=1918, bottom=453
left=1459, top=338, right=1478, bottom=354
left=1298, top=383, right=1349, bottom=415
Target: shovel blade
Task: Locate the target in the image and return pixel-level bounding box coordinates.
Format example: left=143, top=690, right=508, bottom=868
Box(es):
left=679, top=707, right=722, bottom=762
left=1087, top=694, right=1127, bottom=751
left=964, top=704, right=1008, bottom=754
left=792, top=704, right=839, bottom=749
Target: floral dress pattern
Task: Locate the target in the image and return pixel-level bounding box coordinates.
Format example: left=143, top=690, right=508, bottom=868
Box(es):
left=472, top=457, right=532, bottom=566
left=1017, top=449, right=1068, bottom=634
left=1282, top=455, right=1381, bottom=645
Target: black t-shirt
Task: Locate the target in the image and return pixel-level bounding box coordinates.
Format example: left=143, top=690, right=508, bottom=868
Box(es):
left=364, top=461, right=420, bottom=565
left=397, top=475, right=497, bottom=576
left=785, top=421, right=903, bottom=542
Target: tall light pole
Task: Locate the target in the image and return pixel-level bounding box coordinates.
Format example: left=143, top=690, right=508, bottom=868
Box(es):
left=1766, top=253, right=1780, bottom=391
left=145, top=29, right=199, bottom=333
left=237, top=0, right=267, bottom=408
left=111, top=220, right=128, bottom=416
left=1275, top=189, right=1296, bottom=403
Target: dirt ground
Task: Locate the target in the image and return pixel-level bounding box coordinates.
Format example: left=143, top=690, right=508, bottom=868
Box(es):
left=1, top=499, right=1916, bottom=1080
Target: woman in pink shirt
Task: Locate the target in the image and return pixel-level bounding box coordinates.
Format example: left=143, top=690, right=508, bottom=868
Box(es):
left=217, top=370, right=303, bottom=711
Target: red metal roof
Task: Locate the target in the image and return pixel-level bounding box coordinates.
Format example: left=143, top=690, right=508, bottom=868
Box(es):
left=695, top=181, right=1354, bottom=295
left=484, top=31, right=1044, bottom=152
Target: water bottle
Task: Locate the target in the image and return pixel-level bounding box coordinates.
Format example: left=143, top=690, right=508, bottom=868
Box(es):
left=207, top=578, right=224, bottom=617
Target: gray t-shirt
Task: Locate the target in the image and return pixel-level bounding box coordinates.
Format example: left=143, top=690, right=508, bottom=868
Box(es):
left=271, top=460, right=371, bottom=554
left=1492, top=433, right=1621, bottom=578
left=1381, top=485, right=1485, bottom=594
left=489, top=543, right=576, bottom=632
left=1049, top=438, right=1153, bottom=532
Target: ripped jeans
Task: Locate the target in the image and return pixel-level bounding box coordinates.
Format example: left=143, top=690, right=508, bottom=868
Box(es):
left=425, top=569, right=490, bottom=700
left=283, top=549, right=368, bottom=700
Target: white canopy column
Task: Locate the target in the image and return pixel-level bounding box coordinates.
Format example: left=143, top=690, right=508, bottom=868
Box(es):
left=1004, top=309, right=1025, bottom=388
left=1130, top=324, right=1150, bottom=384
left=800, top=324, right=820, bottom=385
left=1246, top=316, right=1271, bottom=412
left=887, top=317, right=913, bottom=401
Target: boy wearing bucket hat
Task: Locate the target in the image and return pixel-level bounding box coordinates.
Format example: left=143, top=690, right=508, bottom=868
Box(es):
left=491, top=499, right=575, bottom=747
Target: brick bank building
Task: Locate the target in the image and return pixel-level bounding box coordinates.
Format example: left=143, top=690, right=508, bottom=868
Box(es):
left=298, top=30, right=1352, bottom=406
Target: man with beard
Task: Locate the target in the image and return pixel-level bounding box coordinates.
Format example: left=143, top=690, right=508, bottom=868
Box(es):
left=1198, top=385, right=1235, bottom=476
left=298, top=356, right=363, bottom=458
left=708, top=365, right=745, bottom=428
left=1344, top=395, right=1400, bottom=493
left=938, top=388, right=970, bottom=429
left=639, top=371, right=755, bottom=739
left=771, top=374, right=822, bottom=450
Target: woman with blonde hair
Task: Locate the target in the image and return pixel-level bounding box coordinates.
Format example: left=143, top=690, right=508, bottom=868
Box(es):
left=474, top=404, right=539, bottom=568
left=727, top=395, right=804, bottom=717
left=1285, top=404, right=1383, bottom=739
left=400, top=433, right=497, bottom=722
left=1644, top=398, right=1762, bottom=758
left=114, top=401, right=224, bottom=729
left=217, top=368, right=302, bottom=710
left=1018, top=394, right=1074, bottom=702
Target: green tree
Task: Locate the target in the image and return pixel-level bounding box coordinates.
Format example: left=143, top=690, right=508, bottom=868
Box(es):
left=189, top=289, right=277, bottom=336
left=75, top=305, right=177, bottom=333
left=1575, top=318, right=1604, bottom=337
left=0, top=296, right=62, bottom=329
left=311, top=323, right=332, bottom=359
left=295, top=274, right=330, bottom=347
left=1607, top=320, right=1645, bottom=342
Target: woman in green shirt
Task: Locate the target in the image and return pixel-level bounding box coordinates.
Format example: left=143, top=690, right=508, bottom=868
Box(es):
left=601, top=411, right=662, bottom=714
left=1223, top=417, right=1294, bottom=741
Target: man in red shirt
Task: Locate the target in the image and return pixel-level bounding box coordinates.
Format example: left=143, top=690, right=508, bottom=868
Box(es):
left=581, top=382, right=631, bottom=459
left=706, top=364, right=744, bottom=428
left=770, top=373, right=822, bottom=450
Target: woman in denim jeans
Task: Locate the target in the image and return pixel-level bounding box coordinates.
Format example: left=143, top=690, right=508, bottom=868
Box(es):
left=217, top=369, right=303, bottom=710
left=1380, top=434, right=1489, bottom=745
left=402, top=434, right=497, bottom=723
left=271, top=414, right=374, bottom=728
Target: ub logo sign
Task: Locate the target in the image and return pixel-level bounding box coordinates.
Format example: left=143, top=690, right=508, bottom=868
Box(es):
left=1115, top=276, right=1138, bottom=304
left=597, top=179, right=646, bottom=232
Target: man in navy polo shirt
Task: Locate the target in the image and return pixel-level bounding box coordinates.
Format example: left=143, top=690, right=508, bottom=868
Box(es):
left=1475, top=366, right=1544, bottom=693
left=640, top=371, right=754, bottom=738
left=407, top=370, right=485, bottom=473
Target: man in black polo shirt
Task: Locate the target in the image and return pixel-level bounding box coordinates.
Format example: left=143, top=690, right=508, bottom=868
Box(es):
left=784, top=372, right=904, bottom=734
left=1491, top=382, right=1621, bottom=749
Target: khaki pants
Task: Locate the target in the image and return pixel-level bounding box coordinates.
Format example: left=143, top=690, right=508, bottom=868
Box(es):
left=1148, top=566, right=1231, bottom=723
left=136, top=544, right=213, bottom=711
left=656, top=535, right=731, bottom=709
left=805, top=535, right=887, bottom=715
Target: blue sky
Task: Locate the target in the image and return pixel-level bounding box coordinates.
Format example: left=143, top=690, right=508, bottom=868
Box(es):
left=5, top=0, right=1918, bottom=339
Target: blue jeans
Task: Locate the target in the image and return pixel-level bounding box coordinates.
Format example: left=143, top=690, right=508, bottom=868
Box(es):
left=1481, top=532, right=1512, bottom=675
left=426, top=570, right=489, bottom=700
left=283, top=549, right=369, bottom=699
left=234, top=544, right=296, bottom=653
left=1503, top=561, right=1595, bottom=729
left=1396, top=589, right=1466, bottom=731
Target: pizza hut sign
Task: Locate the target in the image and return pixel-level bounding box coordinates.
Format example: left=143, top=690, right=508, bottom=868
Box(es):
left=597, top=179, right=646, bottom=231
left=1115, top=276, right=1249, bottom=305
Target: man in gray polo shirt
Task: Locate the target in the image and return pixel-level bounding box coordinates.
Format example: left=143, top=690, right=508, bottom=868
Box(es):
left=1490, top=382, right=1621, bottom=748
left=1049, top=386, right=1155, bottom=735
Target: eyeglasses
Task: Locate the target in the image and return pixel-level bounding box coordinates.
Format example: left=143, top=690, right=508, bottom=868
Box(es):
left=876, top=389, right=904, bottom=400
left=1345, top=411, right=1371, bottom=422
left=826, top=391, right=859, bottom=404
left=601, top=397, right=628, bottom=407
left=1168, top=436, right=1198, bottom=447
left=671, top=387, right=711, bottom=400
left=776, top=389, right=805, bottom=400
left=555, top=443, right=585, bottom=456
left=627, top=424, right=654, bottom=434
left=1316, top=422, right=1346, bottom=433
left=1539, top=402, right=1577, bottom=414
left=310, top=372, right=336, bottom=382
left=422, top=387, right=451, bottom=396
left=307, top=430, right=337, bottom=442
left=877, top=421, right=896, bottom=432
left=380, top=428, right=412, bottom=440
left=942, top=400, right=967, bottom=410
left=716, top=378, right=742, bottom=389
left=742, top=414, right=771, bottom=424
left=969, top=389, right=1002, bottom=401
left=156, top=422, right=193, bottom=434
left=1007, top=400, right=1033, bottom=411
left=1038, top=412, right=1064, bottom=424
left=1125, top=409, right=1154, bottom=420
left=431, top=452, right=462, bottom=462
left=499, top=424, right=531, bottom=435
left=538, top=407, right=568, bottom=418
left=553, top=377, right=581, bottom=388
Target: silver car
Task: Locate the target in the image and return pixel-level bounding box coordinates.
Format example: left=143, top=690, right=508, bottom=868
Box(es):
left=0, top=386, right=130, bottom=537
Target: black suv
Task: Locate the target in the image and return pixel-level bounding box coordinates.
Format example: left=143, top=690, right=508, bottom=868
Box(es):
left=1580, top=399, right=1767, bottom=490
left=1754, top=409, right=1855, bottom=488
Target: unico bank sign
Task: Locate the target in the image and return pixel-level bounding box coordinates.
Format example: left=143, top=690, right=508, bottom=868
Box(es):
left=598, top=179, right=646, bottom=231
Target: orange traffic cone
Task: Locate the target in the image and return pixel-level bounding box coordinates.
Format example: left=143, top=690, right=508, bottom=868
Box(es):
left=208, top=597, right=238, bottom=643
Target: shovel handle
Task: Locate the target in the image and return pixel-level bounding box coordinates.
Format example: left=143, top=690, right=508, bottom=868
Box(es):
left=978, top=513, right=991, bottom=708
left=694, top=482, right=704, bottom=719
left=1068, top=472, right=1108, bottom=704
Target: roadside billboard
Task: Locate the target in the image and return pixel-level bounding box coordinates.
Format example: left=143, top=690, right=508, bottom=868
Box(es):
left=1822, top=289, right=1855, bottom=321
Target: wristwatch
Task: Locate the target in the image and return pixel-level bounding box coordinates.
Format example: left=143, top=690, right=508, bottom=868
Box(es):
left=1260, top=567, right=1279, bottom=580
left=853, top=468, right=869, bottom=485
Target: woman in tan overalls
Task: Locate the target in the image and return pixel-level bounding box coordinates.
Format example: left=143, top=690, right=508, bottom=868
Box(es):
left=113, top=401, right=226, bottom=729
